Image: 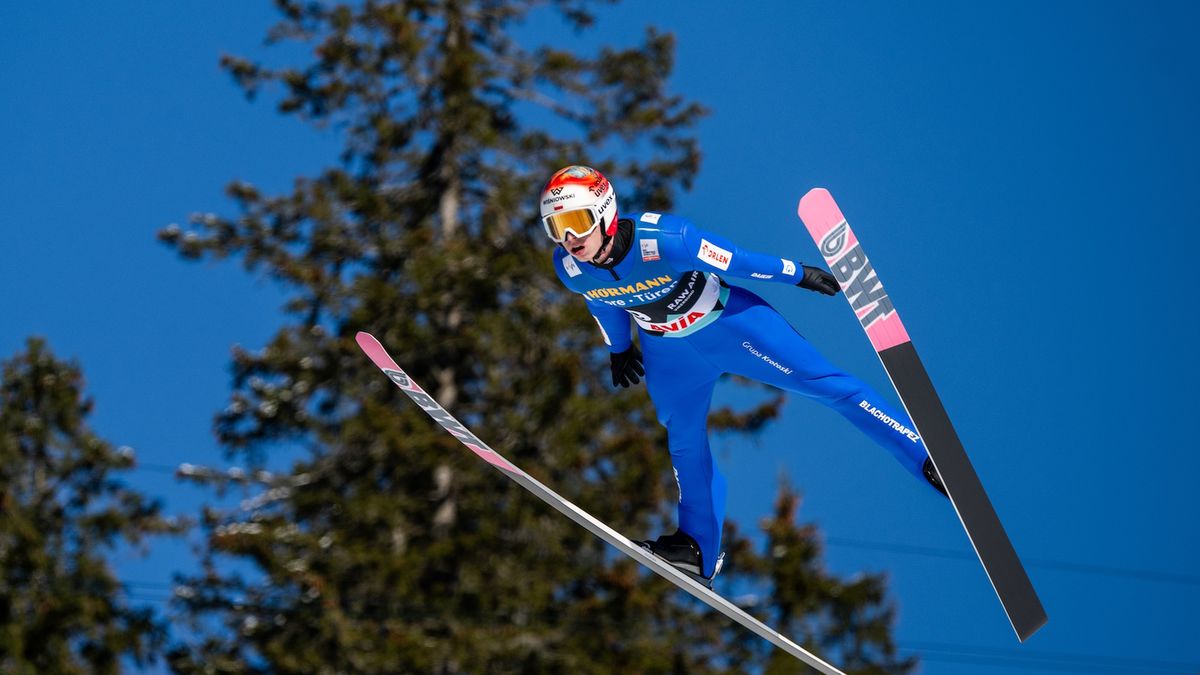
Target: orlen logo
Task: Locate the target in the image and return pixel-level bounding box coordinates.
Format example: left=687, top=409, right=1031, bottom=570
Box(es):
left=820, top=222, right=849, bottom=258
left=697, top=239, right=732, bottom=270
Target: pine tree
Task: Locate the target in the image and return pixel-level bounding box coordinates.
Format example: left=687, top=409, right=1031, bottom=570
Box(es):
left=0, top=338, right=179, bottom=674
left=160, top=2, right=913, bottom=672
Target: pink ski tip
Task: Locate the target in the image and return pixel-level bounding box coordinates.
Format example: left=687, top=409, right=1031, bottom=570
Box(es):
left=355, top=331, right=382, bottom=358
left=797, top=187, right=847, bottom=237
left=797, top=187, right=832, bottom=218
left=356, top=331, right=404, bottom=373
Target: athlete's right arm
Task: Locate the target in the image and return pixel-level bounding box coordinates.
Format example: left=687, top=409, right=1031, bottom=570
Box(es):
left=553, top=249, right=633, bottom=353
left=585, top=297, right=633, bottom=353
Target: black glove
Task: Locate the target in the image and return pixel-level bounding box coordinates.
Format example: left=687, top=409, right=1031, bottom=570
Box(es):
left=796, top=265, right=840, bottom=296
left=610, top=345, right=645, bottom=388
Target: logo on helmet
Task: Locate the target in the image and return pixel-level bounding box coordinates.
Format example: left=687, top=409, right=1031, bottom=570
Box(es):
left=550, top=187, right=563, bottom=196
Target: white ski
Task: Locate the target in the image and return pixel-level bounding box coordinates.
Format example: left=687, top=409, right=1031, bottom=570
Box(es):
left=356, top=331, right=844, bottom=675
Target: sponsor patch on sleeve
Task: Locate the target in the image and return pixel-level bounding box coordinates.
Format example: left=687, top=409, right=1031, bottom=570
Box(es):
left=563, top=255, right=582, bottom=277
left=782, top=259, right=796, bottom=276
left=697, top=238, right=733, bottom=271
left=639, top=212, right=662, bottom=224
left=640, top=239, right=661, bottom=262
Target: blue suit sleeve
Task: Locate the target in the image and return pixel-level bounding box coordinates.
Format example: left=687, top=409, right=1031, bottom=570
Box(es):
left=553, top=250, right=632, bottom=352
left=666, top=217, right=803, bottom=284
left=585, top=298, right=632, bottom=353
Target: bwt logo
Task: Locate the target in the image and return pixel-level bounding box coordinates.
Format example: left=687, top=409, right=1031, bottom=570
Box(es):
left=820, top=222, right=849, bottom=258
left=830, top=243, right=895, bottom=329
left=384, top=369, right=411, bottom=388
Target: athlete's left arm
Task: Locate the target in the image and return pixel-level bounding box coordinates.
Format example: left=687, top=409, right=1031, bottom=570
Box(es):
left=674, top=218, right=803, bottom=283
left=662, top=217, right=838, bottom=295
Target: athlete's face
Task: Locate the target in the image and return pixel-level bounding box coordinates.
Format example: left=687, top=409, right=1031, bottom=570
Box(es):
left=562, top=225, right=605, bottom=261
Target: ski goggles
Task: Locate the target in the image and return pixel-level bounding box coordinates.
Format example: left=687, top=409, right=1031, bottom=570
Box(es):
left=542, top=207, right=600, bottom=243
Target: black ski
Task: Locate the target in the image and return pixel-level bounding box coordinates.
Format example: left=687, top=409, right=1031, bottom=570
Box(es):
left=798, top=188, right=1047, bottom=641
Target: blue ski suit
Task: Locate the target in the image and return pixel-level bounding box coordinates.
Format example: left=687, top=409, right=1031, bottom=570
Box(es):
left=554, top=212, right=932, bottom=577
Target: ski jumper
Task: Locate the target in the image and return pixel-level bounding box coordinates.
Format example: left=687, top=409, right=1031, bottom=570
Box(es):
left=553, top=212, right=933, bottom=577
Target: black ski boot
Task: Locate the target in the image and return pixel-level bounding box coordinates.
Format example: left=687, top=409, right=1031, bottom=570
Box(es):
left=637, top=529, right=724, bottom=588
left=923, top=457, right=949, bottom=499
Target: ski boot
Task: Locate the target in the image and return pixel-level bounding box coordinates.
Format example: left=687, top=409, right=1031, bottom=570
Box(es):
left=923, top=457, right=949, bottom=499
left=637, top=528, right=725, bottom=588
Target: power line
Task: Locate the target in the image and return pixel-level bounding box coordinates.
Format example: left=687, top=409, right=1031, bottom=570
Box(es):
left=824, top=536, right=1200, bottom=587
left=135, top=462, right=183, bottom=475
left=900, top=640, right=1200, bottom=674
left=126, top=593, right=174, bottom=604
left=124, top=580, right=176, bottom=590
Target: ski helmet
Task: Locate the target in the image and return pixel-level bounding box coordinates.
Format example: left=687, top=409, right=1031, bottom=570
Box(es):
left=539, top=165, right=618, bottom=243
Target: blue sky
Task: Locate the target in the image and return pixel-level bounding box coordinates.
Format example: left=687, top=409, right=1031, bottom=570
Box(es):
left=3, top=2, right=1198, bottom=673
